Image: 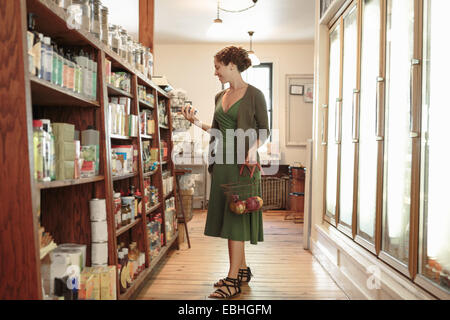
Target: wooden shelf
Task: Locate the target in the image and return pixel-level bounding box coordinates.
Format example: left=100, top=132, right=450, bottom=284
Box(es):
left=107, top=84, right=133, bottom=98
left=143, top=170, right=158, bottom=178
left=30, top=76, right=100, bottom=108
left=36, top=176, right=104, bottom=190
left=112, top=173, right=138, bottom=181
left=149, top=231, right=179, bottom=271
left=110, top=134, right=135, bottom=140
left=5, top=0, right=180, bottom=300
left=146, top=202, right=161, bottom=214
left=159, top=124, right=169, bottom=130
left=160, top=161, right=168, bottom=165
left=164, top=191, right=174, bottom=199
left=139, top=100, right=154, bottom=109
left=118, top=266, right=150, bottom=300
left=116, top=218, right=142, bottom=237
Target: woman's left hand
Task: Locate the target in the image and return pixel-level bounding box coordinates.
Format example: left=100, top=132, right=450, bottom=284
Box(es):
left=245, top=146, right=258, bottom=164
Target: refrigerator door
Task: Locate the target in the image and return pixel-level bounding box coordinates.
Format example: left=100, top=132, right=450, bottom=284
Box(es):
left=325, top=25, right=341, bottom=222
left=357, top=0, right=381, bottom=243
left=381, top=0, right=415, bottom=266
left=338, top=4, right=358, bottom=230
left=418, top=0, right=450, bottom=295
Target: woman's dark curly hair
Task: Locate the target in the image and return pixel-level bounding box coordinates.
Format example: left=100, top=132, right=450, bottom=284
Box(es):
left=215, top=46, right=252, bottom=72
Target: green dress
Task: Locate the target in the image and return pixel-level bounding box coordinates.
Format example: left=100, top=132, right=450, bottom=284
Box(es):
left=204, top=98, right=264, bottom=245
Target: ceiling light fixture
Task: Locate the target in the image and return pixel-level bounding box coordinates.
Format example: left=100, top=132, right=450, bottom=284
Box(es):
left=219, top=0, right=258, bottom=13
left=207, top=0, right=258, bottom=37
left=207, top=1, right=225, bottom=37
left=247, top=31, right=260, bottom=66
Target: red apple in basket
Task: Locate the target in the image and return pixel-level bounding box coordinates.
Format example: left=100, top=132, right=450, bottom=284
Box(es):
left=245, top=197, right=259, bottom=211
left=234, top=201, right=247, bottom=214
left=255, top=196, right=264, bottom=210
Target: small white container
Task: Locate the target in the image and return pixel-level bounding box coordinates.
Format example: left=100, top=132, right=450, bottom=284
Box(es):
left=91, top=221, right=108, bottom=242
left=89, top=198, right=107, bottom=221
left=91, top=242, right=108, bottom=265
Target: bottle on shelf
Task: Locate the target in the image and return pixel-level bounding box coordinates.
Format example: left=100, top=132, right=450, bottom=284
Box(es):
left=32, top=120, right=45, bottom=181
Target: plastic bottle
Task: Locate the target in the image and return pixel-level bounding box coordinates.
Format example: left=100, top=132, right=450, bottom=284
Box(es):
left=51, top=43, right=59, bottom=85
left=41, top=119, right=55, bottom=181
left=43, top=37, right=53, bottom=82
left=92, top=60, right=97, bottom=100
left=39, top=34, right=45, bottom=79
left=32, top=120, right=45, bottom=181
left=58, top=48, right=64, bottom=87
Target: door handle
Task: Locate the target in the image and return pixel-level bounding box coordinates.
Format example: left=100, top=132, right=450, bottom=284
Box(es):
left=375, top=77, right=384, bottom=141
left=352, top=89, right=360, bottom=143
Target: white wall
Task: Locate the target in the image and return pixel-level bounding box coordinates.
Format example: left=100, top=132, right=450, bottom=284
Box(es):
left=154, top=42, right=315, bottom=166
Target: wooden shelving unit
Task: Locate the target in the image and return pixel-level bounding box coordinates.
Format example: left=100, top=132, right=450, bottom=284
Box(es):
left=1, top=0, right=180, bottom=300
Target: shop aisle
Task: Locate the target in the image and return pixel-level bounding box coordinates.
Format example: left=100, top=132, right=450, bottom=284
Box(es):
left=136, top=210, right=348, bottom=300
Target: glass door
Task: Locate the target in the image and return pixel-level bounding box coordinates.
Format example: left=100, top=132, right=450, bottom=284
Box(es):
left=325, top=24, right=342, bottom=222
left=338, top=4, right=358, bottom=232
left=356, top=0, right=381, bottom=245
left=418, top=0, right=450, bottom=295
left=381, top=0, right=415, bottom=267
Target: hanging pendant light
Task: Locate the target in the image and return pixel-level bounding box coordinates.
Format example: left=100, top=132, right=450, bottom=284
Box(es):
left=248, top=31, right=260, bottom=66
left=207, top=1, right=226, bottom=37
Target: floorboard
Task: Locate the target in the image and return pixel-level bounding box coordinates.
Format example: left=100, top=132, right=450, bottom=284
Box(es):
left=136, top=210, right=348, bottom=300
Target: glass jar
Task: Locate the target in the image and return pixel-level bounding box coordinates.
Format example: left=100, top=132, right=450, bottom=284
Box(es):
left=126, top=36, right=134, bottom=65
left=72, top=0, right=90, bottom=32
left=119, top=28, right=129, bottom=61
left=89, top=0, right=101, bottom=39
left=100, top=5, right=109, bottom=44
left=109, top=25, right=120, bottom=55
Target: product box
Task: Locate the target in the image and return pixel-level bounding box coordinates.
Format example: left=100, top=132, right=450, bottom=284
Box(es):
left=56, top=160, right=75, bottom=180
left=112, top=145, right=133, bottom=173
left=80, top=145, right=97, bottom=177
left=100, top=266, right=117, bottom=300
left=52, top=123, right=75, bottom=142
left=56, top=140, right=77, bottom=162
left=89, top=267, right=101, bottom=300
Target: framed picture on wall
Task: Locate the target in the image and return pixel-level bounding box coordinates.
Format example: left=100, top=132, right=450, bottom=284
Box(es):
left=290, top=85, right=304, bottom=95
left=304, top=84, right=314, bottom=103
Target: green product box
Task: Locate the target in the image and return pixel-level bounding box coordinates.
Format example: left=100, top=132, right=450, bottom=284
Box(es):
left=52, top=123, right=75, bottom=142
left=56, top=141, right=77, bottom=162
left=56, top=160, right=75, bottom=180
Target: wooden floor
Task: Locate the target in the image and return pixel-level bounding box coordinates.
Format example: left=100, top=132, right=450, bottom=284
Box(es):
left=136, top=210, right=348, bottom=300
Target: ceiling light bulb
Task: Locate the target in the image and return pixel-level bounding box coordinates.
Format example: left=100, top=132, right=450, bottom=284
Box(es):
left=247, top=31, right=260, bottom=66
left=207, top=18, right=226, bottom=37
left=248, top=51, right=260, bottom=66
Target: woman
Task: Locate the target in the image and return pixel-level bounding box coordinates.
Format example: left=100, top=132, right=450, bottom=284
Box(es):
left=181, top=46, right=270, bottom=299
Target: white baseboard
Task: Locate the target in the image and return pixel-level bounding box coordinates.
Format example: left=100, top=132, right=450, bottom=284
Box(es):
left=310, top=223, right=436, bottom=300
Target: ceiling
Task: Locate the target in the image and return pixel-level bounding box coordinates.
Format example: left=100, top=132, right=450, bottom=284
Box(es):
left=102, top=0, right=316, bottom=44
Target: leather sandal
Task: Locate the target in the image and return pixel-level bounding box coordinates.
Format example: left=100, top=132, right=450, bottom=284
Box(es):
left=209, top=277, right=241, bottom=299
left=238, top=266, right=253, bottom=284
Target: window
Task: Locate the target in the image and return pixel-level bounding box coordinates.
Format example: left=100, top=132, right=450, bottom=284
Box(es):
left=243, top=63, right=273, bottom=140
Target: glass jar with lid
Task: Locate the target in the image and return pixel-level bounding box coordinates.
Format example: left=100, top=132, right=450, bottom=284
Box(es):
left=109, top=25, right=120, bottom=54
left=89, top=0, right=101, bottom=39
left=100, top=5, right=109, bottom=44
left=119, top=28, right=129, bottom=61
left=72, top=0, right=90, bottom=32
left=126, top=36, right=134, bottom=65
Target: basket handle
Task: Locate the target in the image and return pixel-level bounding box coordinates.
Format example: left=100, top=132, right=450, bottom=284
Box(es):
left=239, top=162, right=262, bottom=178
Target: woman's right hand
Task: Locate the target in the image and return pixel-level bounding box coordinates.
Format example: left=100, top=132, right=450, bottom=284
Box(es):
left=181, top=104, right=198, bottom=124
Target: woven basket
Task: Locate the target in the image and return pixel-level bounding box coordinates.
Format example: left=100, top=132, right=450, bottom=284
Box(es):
left=176, top=188, right=194, bottom=222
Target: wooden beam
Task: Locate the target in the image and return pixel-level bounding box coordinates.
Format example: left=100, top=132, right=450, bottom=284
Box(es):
left=0, top=0, right=42, bottom=299
left=139, top=0, right=155, bottom=53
